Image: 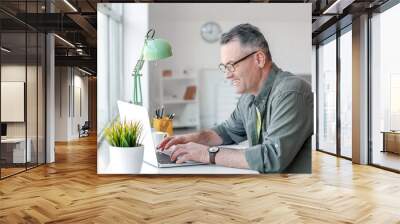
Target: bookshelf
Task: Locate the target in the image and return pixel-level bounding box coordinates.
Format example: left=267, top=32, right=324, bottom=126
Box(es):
left=159, top=72, right=200, bottom=129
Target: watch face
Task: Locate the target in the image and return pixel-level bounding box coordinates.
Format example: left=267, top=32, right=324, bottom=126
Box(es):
left=209, top=147, right=219, bottom=153
left=200, top=22, right=222, bottom=43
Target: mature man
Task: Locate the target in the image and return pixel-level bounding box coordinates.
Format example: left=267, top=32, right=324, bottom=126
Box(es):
left=158, top=23, right=313, bottom=173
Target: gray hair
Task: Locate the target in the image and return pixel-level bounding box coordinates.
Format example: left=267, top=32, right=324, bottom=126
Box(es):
left=220, top=23, right=272, bottom=60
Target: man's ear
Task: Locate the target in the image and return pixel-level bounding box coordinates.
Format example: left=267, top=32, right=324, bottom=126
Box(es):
left=255, top=51, right=266, bottom=68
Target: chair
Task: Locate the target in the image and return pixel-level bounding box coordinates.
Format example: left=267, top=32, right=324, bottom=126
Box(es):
left=78, top=121, right=90, bottom=138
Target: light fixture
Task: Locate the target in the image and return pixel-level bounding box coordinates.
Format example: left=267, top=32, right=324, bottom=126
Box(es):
left=132, top=29, right=172, bottom=105
left=78, top=67, right=92, bottom=76
left=1, top=47, right=11, bottom=53
left=322, top=0, right=354, bottom=15
left=54, top=34, right=75, bottom=48
left=63, top=0, right=78, bottom=12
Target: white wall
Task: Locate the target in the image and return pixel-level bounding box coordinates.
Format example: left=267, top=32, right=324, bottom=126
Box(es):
left=55, top=67, right=68, bottom=141
left=149, top=3, right=310, bottom=74
left=73, top=74, right=89, bottom=137
left=54, top=67, right=89, bottom=141
left=312, top=45, right=317, bottom=150
left=46, top=32, right=55, bottom=163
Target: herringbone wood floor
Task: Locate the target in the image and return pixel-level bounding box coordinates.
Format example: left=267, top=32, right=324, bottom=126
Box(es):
left=1, top=135, right=400, bottom=223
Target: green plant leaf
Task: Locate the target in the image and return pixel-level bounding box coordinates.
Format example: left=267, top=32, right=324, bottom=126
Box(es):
left=104, top=119, right=144, bottom=148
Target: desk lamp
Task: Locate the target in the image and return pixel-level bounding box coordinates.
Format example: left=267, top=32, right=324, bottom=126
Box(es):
left=132, top=29, right=172, bottom=105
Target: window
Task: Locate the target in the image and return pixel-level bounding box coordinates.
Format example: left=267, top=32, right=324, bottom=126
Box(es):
left=317, top=37, right=337, bottom=154
left=0, top=1, right=46, bottom=179
left=340, top=28, right=352, bottom=158
left=97, top=4, right=123, bottom=134
left=370, top=2, right=400, bottom=171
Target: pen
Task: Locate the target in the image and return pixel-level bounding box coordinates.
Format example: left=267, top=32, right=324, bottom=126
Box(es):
left=160, top=106, right=164, bottom=118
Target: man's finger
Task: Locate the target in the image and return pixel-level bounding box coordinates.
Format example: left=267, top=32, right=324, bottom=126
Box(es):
left=176, top=154, right=190, bottom=164
left=170, top=146, right=187, bottom=161
left=164, top=138, right=182, bottom=150
left=158, top=136, right=173, bottom=150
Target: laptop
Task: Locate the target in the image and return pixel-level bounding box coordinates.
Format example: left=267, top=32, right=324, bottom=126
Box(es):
left=1, top=123, right=7, bottom=140
left=117, top=100, right=206, bottom=168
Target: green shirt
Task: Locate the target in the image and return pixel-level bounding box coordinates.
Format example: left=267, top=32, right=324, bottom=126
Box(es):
left=212, top=63, right=313, bottom=173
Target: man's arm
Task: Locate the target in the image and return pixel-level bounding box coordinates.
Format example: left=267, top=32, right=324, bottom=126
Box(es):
left=214, top=148, right=249, bottom=169
left=211, top=100, right=248, bottom=145
left=187, top=129, right=224, bottom=146
left=158, top=129, right=223, bottom=150
left=169, top=141, right=250, bottom=169
left=244, top=90, right=313, bottom=173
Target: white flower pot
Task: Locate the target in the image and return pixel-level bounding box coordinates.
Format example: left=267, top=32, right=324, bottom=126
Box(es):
left=108, top=145, right=144, bottom=174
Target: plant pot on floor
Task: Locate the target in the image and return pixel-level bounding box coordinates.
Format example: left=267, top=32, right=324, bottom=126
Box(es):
left=109, top=145, right=144, bottom=174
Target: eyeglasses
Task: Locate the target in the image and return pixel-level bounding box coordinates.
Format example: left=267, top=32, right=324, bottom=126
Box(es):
left=219, top=51, right=258, bottom=74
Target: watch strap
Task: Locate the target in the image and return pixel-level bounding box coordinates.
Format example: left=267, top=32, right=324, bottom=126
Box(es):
left=209, top=147, right=219, bottom=164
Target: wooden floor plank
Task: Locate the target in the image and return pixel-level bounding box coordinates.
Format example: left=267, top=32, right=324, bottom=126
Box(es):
left=0, top=135, right=400, bottom=223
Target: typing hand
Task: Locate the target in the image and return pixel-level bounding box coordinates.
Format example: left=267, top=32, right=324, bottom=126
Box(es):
left=158, top=148, right=174, bottom=157
left=169, top=142, right=209, bottom=164
left=157, top=135, right=189, bottom=151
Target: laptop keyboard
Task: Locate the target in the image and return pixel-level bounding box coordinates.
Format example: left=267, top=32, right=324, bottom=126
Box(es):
left=156, top=152, right=176, bottom=164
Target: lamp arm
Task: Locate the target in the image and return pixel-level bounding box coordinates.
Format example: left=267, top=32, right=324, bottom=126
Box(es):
left=133, top=38, right=149, bottom=75
left=132, top=42, right=146, bottom=105
left=133, top=54, right=144, bottom=75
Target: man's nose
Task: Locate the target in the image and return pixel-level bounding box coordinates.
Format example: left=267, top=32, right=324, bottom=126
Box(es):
left=225, top=71, right=234, bottom=79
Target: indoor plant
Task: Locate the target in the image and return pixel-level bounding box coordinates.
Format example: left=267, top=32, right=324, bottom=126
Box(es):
left=104, top=119, right=144, bottom=173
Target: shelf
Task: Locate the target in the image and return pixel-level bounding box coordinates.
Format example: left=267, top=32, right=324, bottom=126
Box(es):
left=162, top=76, right=196, bottom=80
left=160, top=71, right=200, bottom=130
left=163, top=99, right=198, bottom=104
left=173, top=123, right=198, bottom=128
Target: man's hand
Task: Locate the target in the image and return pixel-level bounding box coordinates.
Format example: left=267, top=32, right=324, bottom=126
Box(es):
left=157, top=134, right=192, bottom=151
left=169, top=142, right=210, bottom=164
left=157, top=130, right=223, bottom=151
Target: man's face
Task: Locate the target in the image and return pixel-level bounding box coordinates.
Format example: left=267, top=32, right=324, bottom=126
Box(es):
left=220, top=40, right=260, bottom=94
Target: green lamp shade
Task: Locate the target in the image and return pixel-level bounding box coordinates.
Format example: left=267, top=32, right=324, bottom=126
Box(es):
left=143, top=38, right=172, bottom=61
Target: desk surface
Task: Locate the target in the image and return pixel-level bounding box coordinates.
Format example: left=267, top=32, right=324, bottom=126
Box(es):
left=98, top=140, right=259, bottom=175
left=381, top=131, right=400, bottom=134
left=1, top=138, right=27, bottom=143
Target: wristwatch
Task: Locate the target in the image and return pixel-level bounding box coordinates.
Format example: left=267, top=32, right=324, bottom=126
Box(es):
left=208, top=146, right=220, bottom=164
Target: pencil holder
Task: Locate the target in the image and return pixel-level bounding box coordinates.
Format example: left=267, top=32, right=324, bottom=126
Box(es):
left=153, top=117, right=173, bottom=136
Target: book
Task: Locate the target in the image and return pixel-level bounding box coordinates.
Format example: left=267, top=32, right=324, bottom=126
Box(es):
left=162, top=70, right=172, bottom=77
left=183, top=85, right=196, bottom=100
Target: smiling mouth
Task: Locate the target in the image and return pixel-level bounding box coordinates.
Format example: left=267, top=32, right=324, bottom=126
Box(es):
left=232, top=80, right=240, bottom=86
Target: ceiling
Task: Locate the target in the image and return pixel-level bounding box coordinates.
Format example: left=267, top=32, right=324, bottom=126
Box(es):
left=0, top=0, right=392, bottom=75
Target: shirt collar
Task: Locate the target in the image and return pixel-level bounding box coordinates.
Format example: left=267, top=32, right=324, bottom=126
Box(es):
left=254, top=62, right=279, bottom=107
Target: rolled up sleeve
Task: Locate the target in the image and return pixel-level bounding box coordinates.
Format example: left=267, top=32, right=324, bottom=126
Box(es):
left=245, top=91, right=313, bottom=173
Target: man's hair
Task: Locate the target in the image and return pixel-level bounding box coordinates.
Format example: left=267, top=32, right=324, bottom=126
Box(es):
left=220, top=23, right=272, bottom=60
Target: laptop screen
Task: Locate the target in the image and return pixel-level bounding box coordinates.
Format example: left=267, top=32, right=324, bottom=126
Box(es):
left=1, top=123, right=7, bottom=137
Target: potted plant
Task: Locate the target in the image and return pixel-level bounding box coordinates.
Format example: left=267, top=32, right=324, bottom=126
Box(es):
left=104, top=119, right=144, bottom=173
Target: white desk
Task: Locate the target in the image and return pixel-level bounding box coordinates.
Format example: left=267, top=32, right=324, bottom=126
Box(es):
left=97, top=140, right=259, bottom=174
left=1, top=138, right=31, bottom=163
